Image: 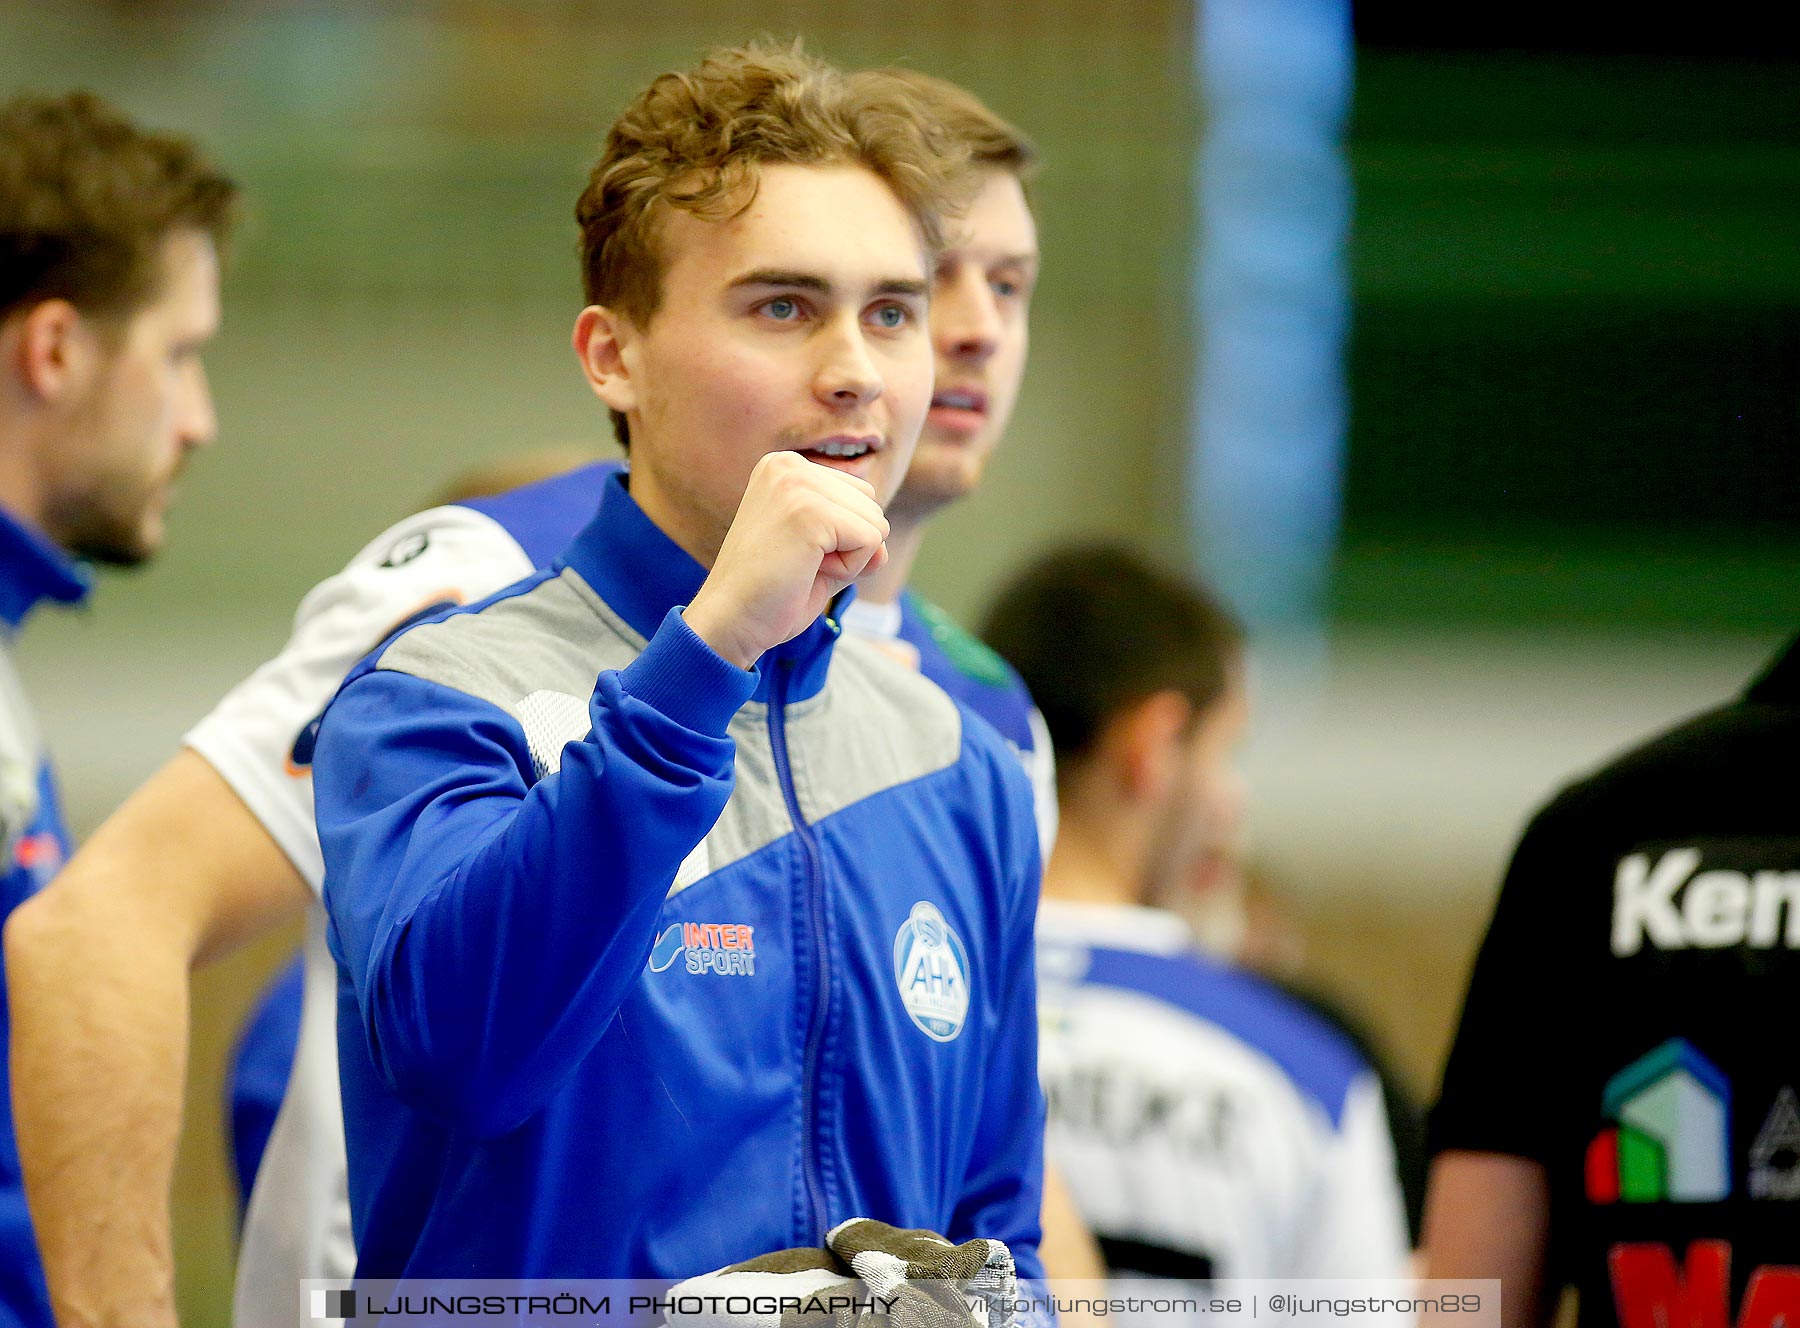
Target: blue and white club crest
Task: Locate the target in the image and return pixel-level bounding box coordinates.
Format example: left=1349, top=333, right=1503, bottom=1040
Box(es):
left=893, top=901, right=971, bottom=1042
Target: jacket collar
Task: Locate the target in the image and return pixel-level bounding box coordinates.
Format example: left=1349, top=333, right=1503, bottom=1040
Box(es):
left=0, top=505, right=90, bottom=633
left=558, top=470, right=845, bottom=705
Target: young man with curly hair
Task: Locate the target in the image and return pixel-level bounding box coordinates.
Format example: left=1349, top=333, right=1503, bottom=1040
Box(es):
left=309, top=42, right=1047, bottom=1281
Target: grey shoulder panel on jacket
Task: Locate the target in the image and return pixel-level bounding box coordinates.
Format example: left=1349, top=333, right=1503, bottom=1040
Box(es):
left=786, top=634, right=963, bottom=826
left=371, top=570, right=642, bottom=776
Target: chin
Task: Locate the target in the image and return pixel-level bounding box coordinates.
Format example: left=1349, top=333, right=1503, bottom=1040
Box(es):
left=71, top=539, right=153, bottom=569
left=919, top=427, right=997, bottom=461
left=898, top=457, right=980, bottom=511
left=68, top=515, right=160, bottom=568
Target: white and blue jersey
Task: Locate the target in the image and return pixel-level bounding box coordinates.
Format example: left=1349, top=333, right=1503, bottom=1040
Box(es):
left=0, top=508, right=90, bottom=1328
left=1036, top=900, right=1411, bottom=1282
left=313, top=471, right=1046, bottom=1280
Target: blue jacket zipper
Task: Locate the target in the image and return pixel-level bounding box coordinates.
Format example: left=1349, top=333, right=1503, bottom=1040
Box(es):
left=769, top=658, right=831, bottom=1242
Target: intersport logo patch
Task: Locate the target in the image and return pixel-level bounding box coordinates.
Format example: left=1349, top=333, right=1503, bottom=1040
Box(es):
left=648, top=922, right=757, bottom=976
left=1611, top=848, right=1800, bottom=957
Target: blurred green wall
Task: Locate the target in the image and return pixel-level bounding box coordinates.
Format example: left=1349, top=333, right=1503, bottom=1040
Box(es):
left=1340, top=50, right=1800, bottom=629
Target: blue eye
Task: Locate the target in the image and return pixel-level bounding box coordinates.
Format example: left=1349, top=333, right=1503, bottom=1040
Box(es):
left=872, top=304, right=909, bottom=329
left=765, top=297, right=799, bottom=320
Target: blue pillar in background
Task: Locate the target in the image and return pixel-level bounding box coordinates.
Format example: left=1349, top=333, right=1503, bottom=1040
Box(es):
left=1190, top=0, right=1353, bottom=639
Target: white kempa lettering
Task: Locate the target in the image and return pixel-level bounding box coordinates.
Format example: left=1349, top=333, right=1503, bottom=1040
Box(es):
left=1612, top=849, right=1699, bottom=957
left=1683, top=870, right=1751, bottom=947
left=1750, top=871, right=1800, bottom=948
left=1612, top=850, right=1800, bottom=954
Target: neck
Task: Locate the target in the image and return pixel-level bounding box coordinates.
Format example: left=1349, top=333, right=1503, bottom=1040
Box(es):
left=622, top=458, right=724, bottom=570
left=0, top=430, right=54, bottom=545
left=854, top=512, right=928, bottom=606
left=1042, top=804, right=1150, bottom=909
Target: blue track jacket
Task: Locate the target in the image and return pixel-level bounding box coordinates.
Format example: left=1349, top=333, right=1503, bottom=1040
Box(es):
left=315, top=473, right=1046, bottom=1281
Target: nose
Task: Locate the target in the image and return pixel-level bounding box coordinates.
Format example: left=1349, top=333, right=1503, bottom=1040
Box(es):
left=813, top=315, right=883, bottom=410
left=183, top=359, right=218, bottom=451
left=932, top=265, right=1000, bottom=365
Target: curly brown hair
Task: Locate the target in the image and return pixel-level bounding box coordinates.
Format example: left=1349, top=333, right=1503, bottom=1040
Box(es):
left=0, top=91, right=237, bottom=322
left=869, top=69, right=1037, bottom=181
left=576, top=40, right=973, bottom=329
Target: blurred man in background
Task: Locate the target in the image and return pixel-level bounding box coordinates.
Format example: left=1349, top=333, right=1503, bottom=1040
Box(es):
left=0, top=91, right=234, bottom=1328
left=1423, top=636, right=1800, bottom=1326
left=835, top=69, right=1057, bottom=855
left=985, top=545, right=1413, bottom=1280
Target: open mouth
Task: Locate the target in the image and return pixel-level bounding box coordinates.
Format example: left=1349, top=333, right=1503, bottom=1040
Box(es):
left=797, top=434, right=881, bottom=464
left=805, top=438, right=873, bottom=459
left=931, top=388, right=988, bottom=414
left=927, top=387, right=989, bottom=438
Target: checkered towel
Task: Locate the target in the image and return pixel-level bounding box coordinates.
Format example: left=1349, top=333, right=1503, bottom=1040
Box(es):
left=826, top=1219, right=1017, bottom=1328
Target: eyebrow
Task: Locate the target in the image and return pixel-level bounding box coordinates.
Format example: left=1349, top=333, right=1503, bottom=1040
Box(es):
left=729, top=268, right=929, bottom=300
left=945, top=251, right=1039, bottom=269
left=873, top=277, right=930, bottom=300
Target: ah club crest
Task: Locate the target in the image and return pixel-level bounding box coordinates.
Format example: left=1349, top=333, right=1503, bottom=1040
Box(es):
left=893, top=901, right=971, bottom=1042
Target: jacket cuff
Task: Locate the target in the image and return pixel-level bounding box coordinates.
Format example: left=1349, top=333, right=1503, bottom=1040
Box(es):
left=618, top=606, right=759, bottom=737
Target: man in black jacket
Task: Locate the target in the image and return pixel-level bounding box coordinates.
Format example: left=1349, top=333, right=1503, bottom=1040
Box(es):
left=1424, top=637, right=1800, bottom=1327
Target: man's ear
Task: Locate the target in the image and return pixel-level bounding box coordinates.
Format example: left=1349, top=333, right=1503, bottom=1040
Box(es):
left=9, top=299, right=93, bottom=404
left=572, top=305, right=638, bottom=416
left=1108, top=690, right=1194, bottom=805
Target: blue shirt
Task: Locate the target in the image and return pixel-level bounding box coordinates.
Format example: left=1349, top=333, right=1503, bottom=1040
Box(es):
left=0, top=506, right=90, bottom=1328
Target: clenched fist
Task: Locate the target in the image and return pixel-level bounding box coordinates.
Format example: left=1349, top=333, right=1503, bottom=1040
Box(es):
left=682, top=452, right=889, bottom=669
